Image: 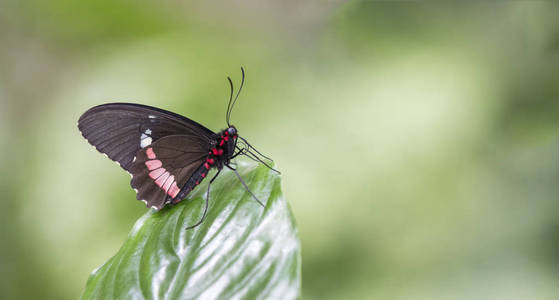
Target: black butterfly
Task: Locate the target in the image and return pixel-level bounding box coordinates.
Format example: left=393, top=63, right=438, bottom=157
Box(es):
left=78, top=68, right=278, bottom=228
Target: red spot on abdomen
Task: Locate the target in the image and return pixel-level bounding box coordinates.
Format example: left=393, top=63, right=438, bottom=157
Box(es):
left=211, top=148, right=224, bottom=156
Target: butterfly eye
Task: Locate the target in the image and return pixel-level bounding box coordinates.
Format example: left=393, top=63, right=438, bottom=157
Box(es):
left=228, top=127, right=237, bottom=135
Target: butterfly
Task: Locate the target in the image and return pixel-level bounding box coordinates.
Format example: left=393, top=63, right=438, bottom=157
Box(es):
left=77, top=68, right=278, bottom=228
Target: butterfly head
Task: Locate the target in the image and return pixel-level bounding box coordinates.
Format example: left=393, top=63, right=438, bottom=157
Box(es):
left=224, top=126, right=238, bottom=154
left=227, top=126, right=237, bottom=137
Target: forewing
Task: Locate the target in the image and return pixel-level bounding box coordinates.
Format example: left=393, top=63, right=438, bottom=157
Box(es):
left=130, top=135, right=209, bottom=209
left=78, top=103, right=215, bottom=171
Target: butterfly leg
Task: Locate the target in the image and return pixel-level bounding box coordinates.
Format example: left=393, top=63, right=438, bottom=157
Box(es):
left=227, top=166, right=266, bottom=208
left=230, top=146, right=247, bottom=160
left=185, top=169, right=222, bottom=230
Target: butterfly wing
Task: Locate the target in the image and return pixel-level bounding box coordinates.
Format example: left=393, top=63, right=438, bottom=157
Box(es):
left=130, top=135, right=210, bottom=209
left=78, top=103, right=215, bottom=172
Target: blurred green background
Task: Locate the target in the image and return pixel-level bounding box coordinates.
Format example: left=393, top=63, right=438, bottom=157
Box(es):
left=2, top=1, right=559, bottom=299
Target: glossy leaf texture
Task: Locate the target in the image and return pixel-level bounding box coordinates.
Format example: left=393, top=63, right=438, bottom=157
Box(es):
left=81, top=162, right=301, bottom=300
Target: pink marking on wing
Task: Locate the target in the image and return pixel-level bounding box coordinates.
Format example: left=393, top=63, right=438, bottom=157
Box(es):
left=168, top=183, right=180, bottom=198
left=149, top=168, right=165, bottom=179
left=155, top=172, right=170, bottom=187
left=146, top=147, right=156, bottom=159
left=162, top=175, right=174, bottom=192
left=145, top=159, right=162, bottom=170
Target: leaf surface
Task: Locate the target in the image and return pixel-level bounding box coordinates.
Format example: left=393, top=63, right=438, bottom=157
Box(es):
left=81, top=162, right=300, bottom=300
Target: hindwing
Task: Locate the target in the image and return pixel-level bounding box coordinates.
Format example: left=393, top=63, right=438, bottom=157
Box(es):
left=130, top=135, right=210, bottom=209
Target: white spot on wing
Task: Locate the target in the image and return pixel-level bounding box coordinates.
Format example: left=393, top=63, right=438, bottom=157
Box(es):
left=140, top=136, right=152, bottom=148
left=140, top=128, right=153, bottom=148
left=133, top=156, right=136, bottom=162
left=148, top=115, right=156, bottom=119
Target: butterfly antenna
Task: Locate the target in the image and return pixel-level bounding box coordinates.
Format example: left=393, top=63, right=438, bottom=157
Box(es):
left=228, top=166, right=266, bottom=207
left=186, top=170, right=221, bottom=230
left=227, top=67, right=245, bottom=124
left=226, top=77, right=234, bottom=126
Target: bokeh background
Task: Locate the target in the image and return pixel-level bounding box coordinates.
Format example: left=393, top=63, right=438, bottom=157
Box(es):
left=2, top=1, right=559, bottom=299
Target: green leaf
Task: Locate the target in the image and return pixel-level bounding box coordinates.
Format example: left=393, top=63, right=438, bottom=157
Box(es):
left=81, top=162, right=301, bottom=300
